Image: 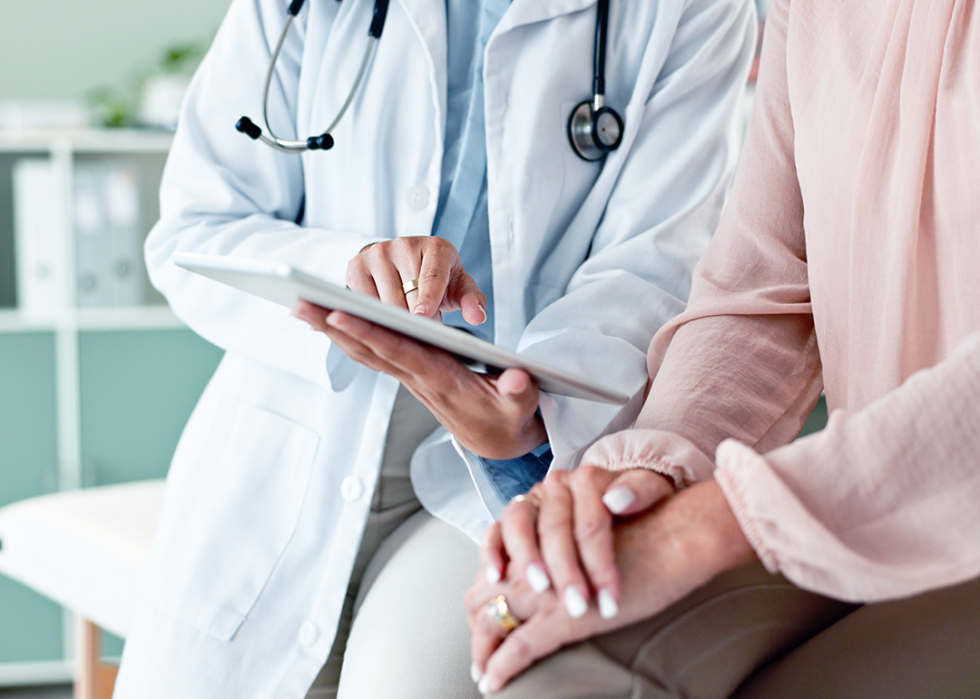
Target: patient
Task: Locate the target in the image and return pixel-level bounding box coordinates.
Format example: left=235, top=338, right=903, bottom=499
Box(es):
left=466, top=0, right=980, bottom=696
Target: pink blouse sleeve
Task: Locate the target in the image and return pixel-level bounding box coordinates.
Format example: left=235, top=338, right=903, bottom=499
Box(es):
left=586, top=0, right=980, bottom=602
left=586, top=0, right=823, bottom=483
left=716, top=331, right=980, bottom=601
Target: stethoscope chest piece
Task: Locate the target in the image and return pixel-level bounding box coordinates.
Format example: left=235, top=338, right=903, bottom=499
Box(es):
left=566, top=0, right=623, bottom=162
left=568, top=100, right=624, bottom=162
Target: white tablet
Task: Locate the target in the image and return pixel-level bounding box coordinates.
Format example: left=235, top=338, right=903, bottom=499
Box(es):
left=173, top=252, right=629, bottom=405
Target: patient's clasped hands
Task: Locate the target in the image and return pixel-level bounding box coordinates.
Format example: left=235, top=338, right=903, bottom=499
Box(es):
left=467, top=463, right=757, bottom=693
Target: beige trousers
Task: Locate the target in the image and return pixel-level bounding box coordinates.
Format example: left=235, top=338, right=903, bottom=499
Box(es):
left=495, top=563, right=980, bottom=699
left=305, top=387, right=482, bottom=699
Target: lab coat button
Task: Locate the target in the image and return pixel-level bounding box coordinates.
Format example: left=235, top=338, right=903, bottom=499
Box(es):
left=341, top=476, right=365, bottom=502
left=406, top=185, right=429, bottom=211
left=298, top=621, right=319, bottom=648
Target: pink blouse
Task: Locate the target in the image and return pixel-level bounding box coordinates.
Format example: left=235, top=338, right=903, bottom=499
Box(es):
left=584, top=0, right=980, bottom=602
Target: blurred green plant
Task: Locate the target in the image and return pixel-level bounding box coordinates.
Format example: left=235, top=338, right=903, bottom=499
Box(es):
left=86, top=40, right=207, bottom=128
left=159, top=42, right=206, bottom=74
left=86, top=85, right=137, bottom=128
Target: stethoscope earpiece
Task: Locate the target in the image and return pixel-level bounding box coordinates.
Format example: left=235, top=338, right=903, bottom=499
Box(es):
left=307, top=133, right=335, bottom=150
left=568, top=100, right=623, bottom=162
left=236, top=0, right=387, bottom=153
left=235, top=116, right=262, bottom=141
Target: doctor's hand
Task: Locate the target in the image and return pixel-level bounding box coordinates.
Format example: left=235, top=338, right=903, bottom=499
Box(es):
left=292, top=304, right=547, bottom=460
left=348, top=236, right=487, bottom=325
left=467, top=480, right=757, bottom=694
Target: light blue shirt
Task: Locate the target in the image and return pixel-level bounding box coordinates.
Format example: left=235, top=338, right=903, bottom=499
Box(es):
left=431, top=0, right=508, bottom=343
left=434, top=0, right=551, bottom=501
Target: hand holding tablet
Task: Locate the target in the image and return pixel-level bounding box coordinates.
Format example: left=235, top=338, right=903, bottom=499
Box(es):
left=173, top=252, right=629, bottom=405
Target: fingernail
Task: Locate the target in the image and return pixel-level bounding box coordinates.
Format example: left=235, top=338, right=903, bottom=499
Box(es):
left=598, top=588, right=619, bottom=619
left=477, top=304, right=487, bottom=324
left=602, top=486, right=636, bottom=515
left=478, top=675, right=492, bottom=694
left=485, top=564, right=501, bottom=585
left=564, top=586, right=588, bottom=619
left=526, top=563, right=551, bottom=593
left=413, top=304, right=427, bottom=316
left=471, top=662, right=482, bottom=683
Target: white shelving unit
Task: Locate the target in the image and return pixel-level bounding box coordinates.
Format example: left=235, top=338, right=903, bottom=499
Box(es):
left=0, top=129, right=182, bottom=686
left=0, top=129, right=179, bottom=489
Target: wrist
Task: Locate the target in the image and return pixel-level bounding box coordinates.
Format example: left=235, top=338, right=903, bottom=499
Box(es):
left=692, top=480, right=757, bottom=574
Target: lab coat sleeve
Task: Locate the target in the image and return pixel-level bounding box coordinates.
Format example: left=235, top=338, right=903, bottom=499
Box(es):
left=517, top=0, right=759, bottom=466
left=144, top=0, right=385, bottom=389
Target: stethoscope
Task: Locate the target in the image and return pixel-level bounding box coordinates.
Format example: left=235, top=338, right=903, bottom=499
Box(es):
left=236, top=0, right=623, bottom=161
left=567, top=0, right=623, bottom=161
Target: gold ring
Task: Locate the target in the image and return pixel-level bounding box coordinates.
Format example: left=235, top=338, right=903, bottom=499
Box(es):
left=401, top=278, right=420, bottom=295
left=510, top=493, right=541, bottom=509
left=487, top=594, right=521, bottom=633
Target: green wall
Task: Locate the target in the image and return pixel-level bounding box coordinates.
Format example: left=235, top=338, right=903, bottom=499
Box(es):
left=79, top=330, right=224, bottom=486
left=0, top=0, right=231, bottom=102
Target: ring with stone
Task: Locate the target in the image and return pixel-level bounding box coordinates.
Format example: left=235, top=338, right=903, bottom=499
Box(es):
left=487, top=594, right=521, bottom=634
left=401, top=278, right=420, bottom=295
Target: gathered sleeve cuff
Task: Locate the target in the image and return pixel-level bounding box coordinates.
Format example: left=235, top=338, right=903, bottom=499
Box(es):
left=581, top=429, right=716, bottom=489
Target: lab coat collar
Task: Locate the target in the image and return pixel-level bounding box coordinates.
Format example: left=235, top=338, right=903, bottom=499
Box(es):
left=395, top=0, right=599, bottom=64
left=496, top=0, right=599, bottom=37
left=395, top=0, right=449, bottom=140
left=393, top=0, right=447, bottom=70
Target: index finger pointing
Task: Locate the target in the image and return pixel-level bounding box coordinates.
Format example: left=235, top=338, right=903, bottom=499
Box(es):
left=412, top=242, right=457, bottom=318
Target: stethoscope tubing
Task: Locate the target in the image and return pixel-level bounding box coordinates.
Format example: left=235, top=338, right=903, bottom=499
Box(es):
left=238, top=0, right=620, bottom=159
left=593, top=0, right=609, bottom=101
left=237, top=0, right=388, bottom=152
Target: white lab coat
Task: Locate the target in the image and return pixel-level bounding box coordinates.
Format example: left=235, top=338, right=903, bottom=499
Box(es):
left=116, top=0, right=755, bottom=695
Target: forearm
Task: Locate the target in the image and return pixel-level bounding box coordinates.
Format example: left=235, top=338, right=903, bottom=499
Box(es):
left=614, top=480, right=756, bottom=626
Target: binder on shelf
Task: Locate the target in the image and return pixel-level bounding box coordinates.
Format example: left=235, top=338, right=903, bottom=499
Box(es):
left=73, top=162, right=145, bottom=308
left=106, top=166, right=145, bottom=307
left=12, top=158, right=70, bottom=318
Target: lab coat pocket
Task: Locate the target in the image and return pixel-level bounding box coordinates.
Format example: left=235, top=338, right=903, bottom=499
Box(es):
left=145, top=392, right=320, bottom=641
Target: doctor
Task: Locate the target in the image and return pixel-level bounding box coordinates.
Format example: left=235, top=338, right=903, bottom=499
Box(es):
left=115, top=0, right=756, bottom=696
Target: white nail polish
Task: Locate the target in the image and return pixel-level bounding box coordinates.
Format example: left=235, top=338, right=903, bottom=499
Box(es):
left=602, top=486, right=636, bottom=515
left=471, top=662, right=482, bottom=683
left=485, top=564, right=501, bottom=585
left=478, top=675, right=492, bottom=694
left=598, top=588, right=619, bottom=619
left=526, top=563, right=551, bottom=593
left=564, top=586, right=588, bottom=619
